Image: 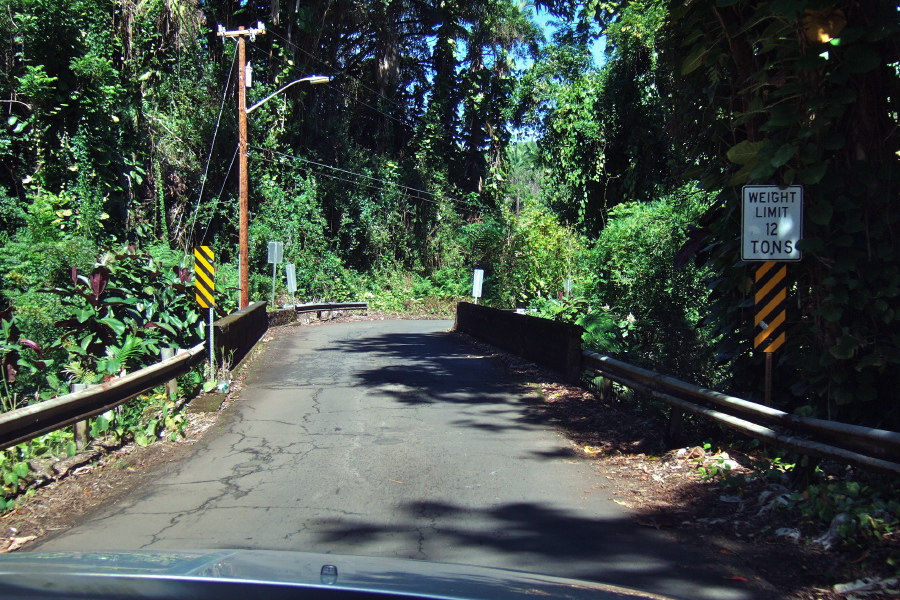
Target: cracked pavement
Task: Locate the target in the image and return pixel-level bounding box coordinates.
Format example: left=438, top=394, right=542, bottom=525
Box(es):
left=33, top=320, right=752, bottom=600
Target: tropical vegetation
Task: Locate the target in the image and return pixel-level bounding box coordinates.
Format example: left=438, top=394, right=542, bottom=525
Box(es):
left=0, top=0, right=896, bottom=483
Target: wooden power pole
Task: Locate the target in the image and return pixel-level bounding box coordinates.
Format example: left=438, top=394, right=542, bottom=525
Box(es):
left=217, top=22, right=265, bottom=310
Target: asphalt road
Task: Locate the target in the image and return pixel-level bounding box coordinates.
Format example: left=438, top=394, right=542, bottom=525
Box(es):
left=36, top=320, right=752, bottom=600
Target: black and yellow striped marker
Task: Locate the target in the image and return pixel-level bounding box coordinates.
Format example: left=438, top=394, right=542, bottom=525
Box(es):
left=754, top=261, right=786, bottom=353
left=193, top=246, right=215, bottom=308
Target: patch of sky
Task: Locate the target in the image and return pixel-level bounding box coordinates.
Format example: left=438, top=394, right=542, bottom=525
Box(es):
left=529, top=8, right=607, bottom=70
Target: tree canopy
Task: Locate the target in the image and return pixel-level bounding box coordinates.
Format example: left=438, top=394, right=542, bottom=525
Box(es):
left=1, top=0, right=899, bottom=432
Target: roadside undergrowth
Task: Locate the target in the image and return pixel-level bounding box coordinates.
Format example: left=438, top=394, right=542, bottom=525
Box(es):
left=461, top=333, right=900, bottom=599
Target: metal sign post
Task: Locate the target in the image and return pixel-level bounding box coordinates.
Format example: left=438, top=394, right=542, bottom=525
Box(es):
left=754, top=261, right=787, bottom=405
left=267, top=241, right=283, bottom=307
left=742, top=185, right=803, bottom=406
left=472, top=268, right=484, bottom=305
left=194, top=246, right=216, bottom=375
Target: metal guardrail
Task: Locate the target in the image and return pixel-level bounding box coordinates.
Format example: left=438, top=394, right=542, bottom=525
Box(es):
left=0, top=297, right=282, bottom=452
left=582, top=351, right=900, bottom=476
left=293, top=302, right=368, bottom=315
left=0, top=344, right=206, bottom=452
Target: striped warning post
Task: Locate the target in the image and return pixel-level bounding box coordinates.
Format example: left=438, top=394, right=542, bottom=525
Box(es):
left=754, top=261, right=786, bottom=353
left=194, top=246, right=215, bottom=308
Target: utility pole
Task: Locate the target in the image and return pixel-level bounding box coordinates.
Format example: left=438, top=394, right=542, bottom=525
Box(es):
left=217, top=22, right=265, bottom=310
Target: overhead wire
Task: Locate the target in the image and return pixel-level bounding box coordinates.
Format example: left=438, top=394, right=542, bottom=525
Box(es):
left=265, top=28, right=413, bottom=118
left=242, top=38, right=481, bottom=207
left=237, top=41, right=480, bottom=210
left=249, top=144, right=479, bottom=210
left=185, top=48, right=238, bottom=242
left=252, top=152, right=426, bottom=201
left=199, top=30, right=483, bottom=237
left=247, top=39, right=415, bottom=131
left=199, top=143, right=239, bottom=244
left=256, top=30, right=472, bottom=152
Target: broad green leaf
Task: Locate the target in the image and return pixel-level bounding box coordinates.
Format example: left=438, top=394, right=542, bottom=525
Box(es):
left=79, top=334, right=94, bottom=353
left=818, top=305, right=843, bottom=322
left=680, top=45, right=707, bottom=76
left=728, top=164, right=752, bottom=186
left=809, top=201, right=833, bottom=225
left=829, top=335, right=858, bottom=359
left=799, top=162, right=828, bottom=184
left=770, top=144, right=796, bottom=167
left=726, top=140, right=765, bottom=165
left=781, top=168, right=796, bottom=186
left=13, top=463, right=29, bottom=479
left=98, top=317, right=126, bottom=336
left=761, top=106, right=797, bottom=130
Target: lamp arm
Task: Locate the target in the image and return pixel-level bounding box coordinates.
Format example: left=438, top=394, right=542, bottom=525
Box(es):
left=246, top=76, right=329, bottom=114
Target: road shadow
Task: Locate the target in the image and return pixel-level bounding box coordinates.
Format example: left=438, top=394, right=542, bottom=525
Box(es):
left=311, top=498, right=755, bottom=600
left=329, top=329, right=554, bottom=434
left=317, top=326, right=759, bottom=599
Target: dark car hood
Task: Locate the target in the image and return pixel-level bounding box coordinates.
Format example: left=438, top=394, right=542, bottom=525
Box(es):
left=0, top=549, right=678, bottom=600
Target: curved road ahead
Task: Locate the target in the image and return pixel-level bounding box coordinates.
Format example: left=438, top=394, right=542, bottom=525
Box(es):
left=36, top=320, right=752, bottom=600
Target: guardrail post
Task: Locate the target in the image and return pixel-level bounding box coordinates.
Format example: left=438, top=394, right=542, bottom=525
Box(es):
left=160, top=348, right=179, bottom=400
left=70, top=383, right=92, bottom=450
left=666, top=409, right=684, bottom=447
left=597, top=377, right=613, bottom=403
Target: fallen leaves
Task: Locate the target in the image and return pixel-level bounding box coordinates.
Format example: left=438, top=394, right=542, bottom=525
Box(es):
left=0, top=536, right=36, bottom=554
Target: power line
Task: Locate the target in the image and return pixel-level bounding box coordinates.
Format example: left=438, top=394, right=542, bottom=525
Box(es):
left=254, top=153, right=427, bottom=201
left=265, top=28, right=412, bottom=118
left=243, top=33, right=483, bottom=168
left=247, top=39, right=415, bottom=131
left=249, top=144, right=478, bottom=210
left=185, top=48, right=238, bottom=242
left=199, top=143, right=239, bottom=244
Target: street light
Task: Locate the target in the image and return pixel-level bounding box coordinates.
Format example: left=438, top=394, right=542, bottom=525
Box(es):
left=218, top=22, right=329, bottom=309
left=247, top=76, right=331, bottom=114
left=238, top=74, right=329, bottom=309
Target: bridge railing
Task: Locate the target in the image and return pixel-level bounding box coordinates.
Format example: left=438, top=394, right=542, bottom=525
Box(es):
left=455, top=302, right=900, bottom=476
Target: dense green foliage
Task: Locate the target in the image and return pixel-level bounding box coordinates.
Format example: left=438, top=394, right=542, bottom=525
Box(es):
left=660, top=0, right=900, bottom=428
left=0, top=0, right=898, bottom=440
